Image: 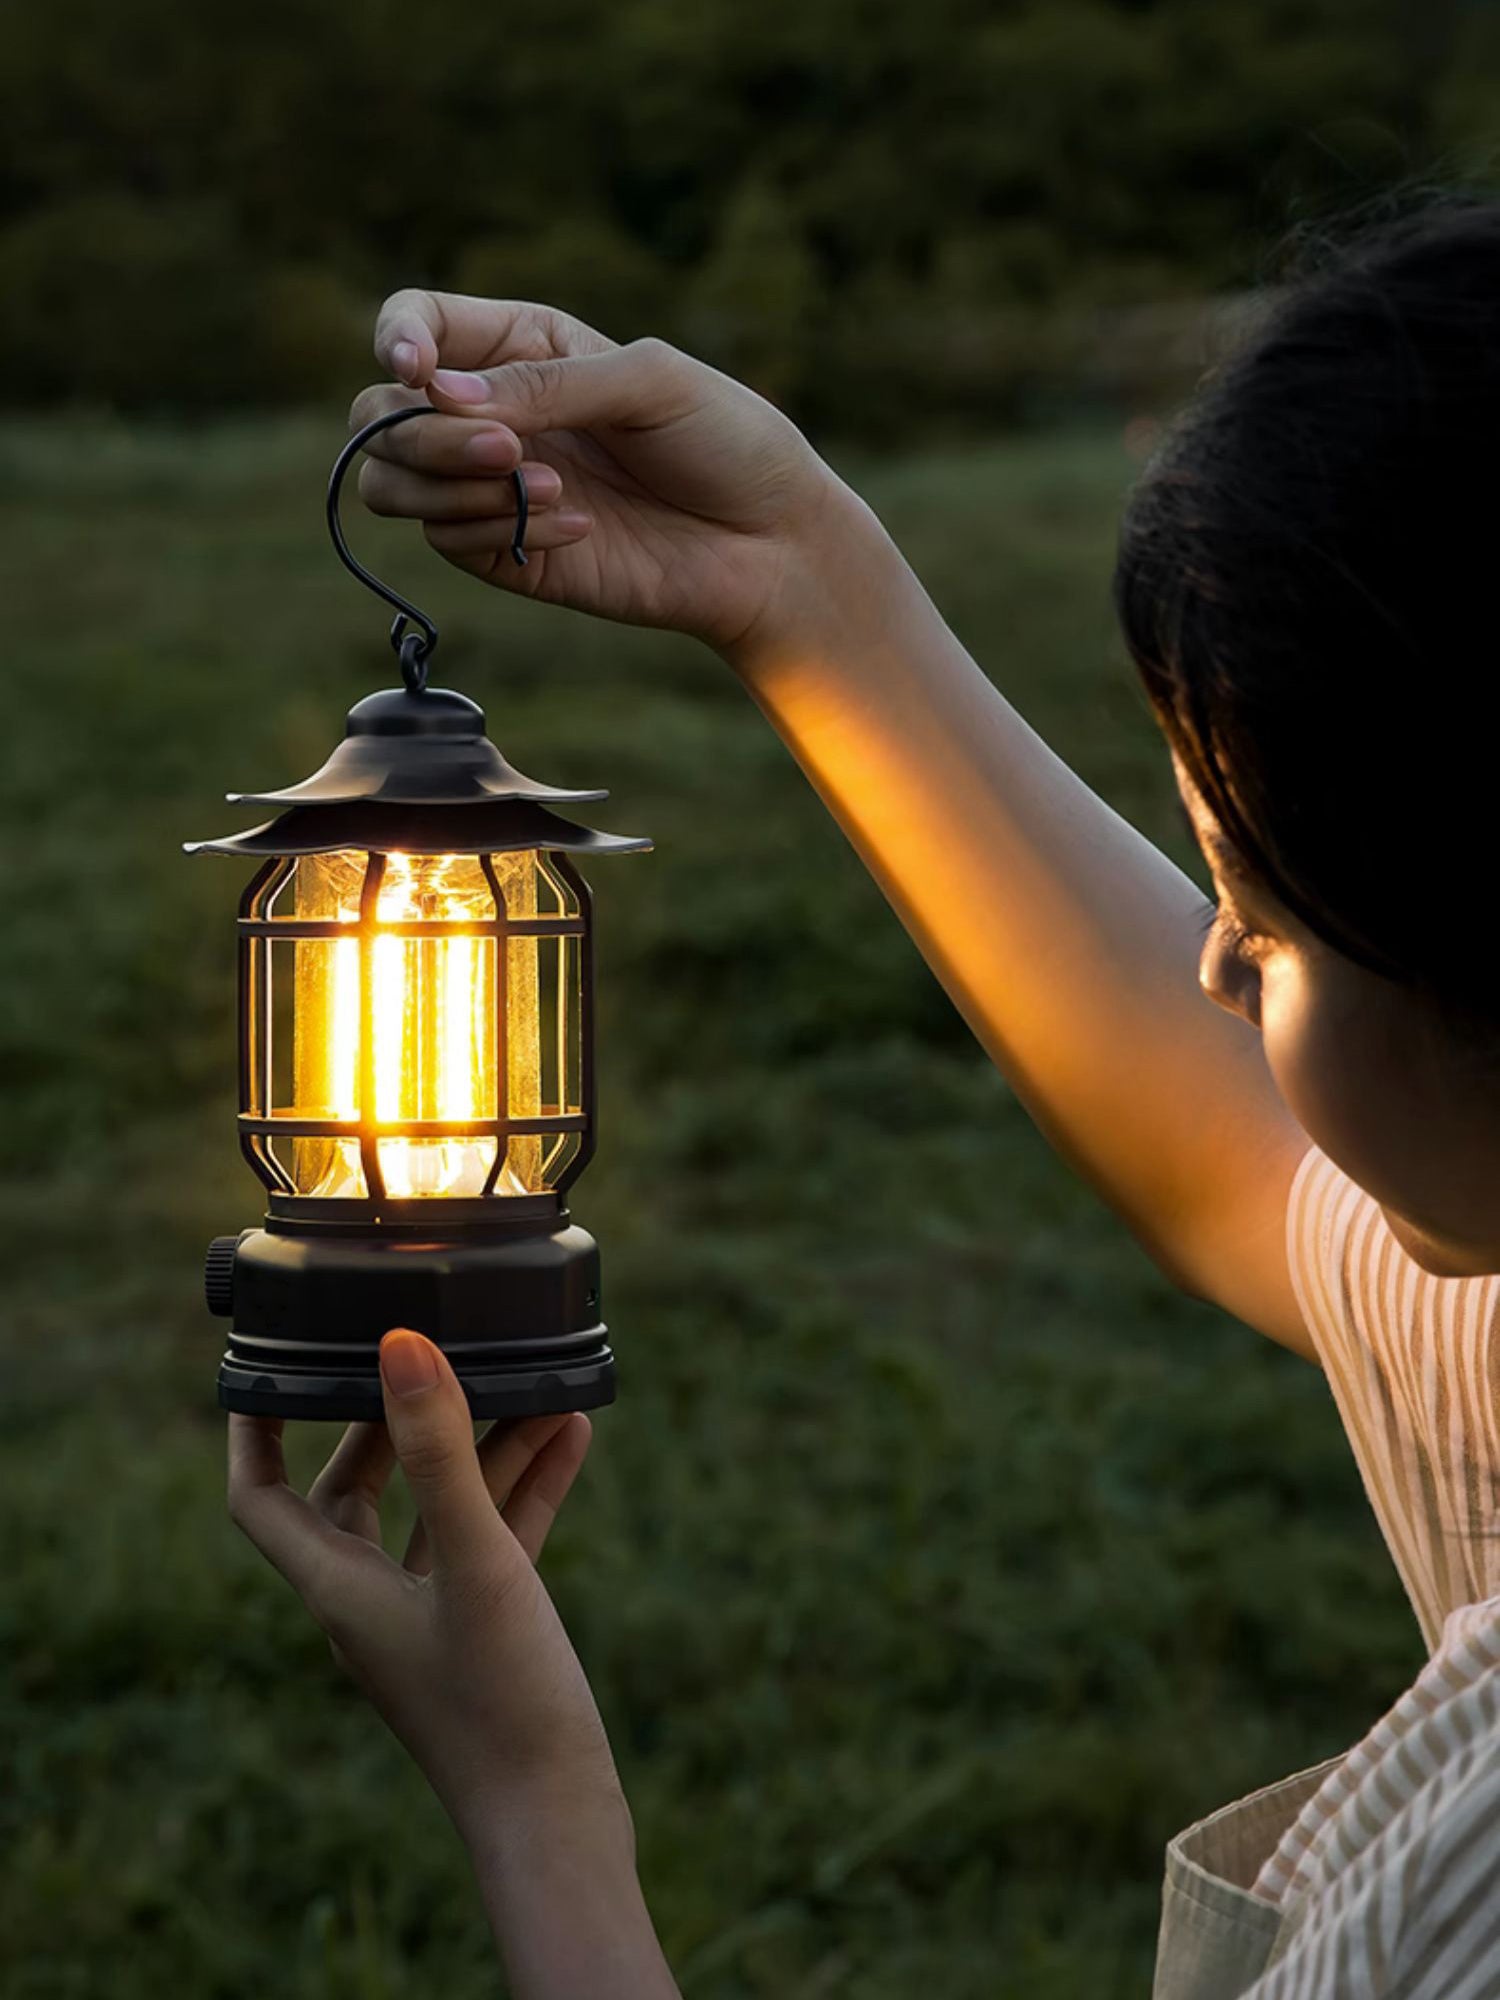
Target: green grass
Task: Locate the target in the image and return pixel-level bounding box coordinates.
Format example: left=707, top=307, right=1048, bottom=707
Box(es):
left=0, top=415, right=1422, bottom=1999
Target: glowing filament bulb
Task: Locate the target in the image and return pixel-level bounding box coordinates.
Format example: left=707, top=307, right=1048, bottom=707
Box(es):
left=365, top=853, right=490, bottom=1197
left=290, top=847, right=562, bottom=1200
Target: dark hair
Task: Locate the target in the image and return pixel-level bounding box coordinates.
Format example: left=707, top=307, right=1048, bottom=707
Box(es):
left=1115, top=193, right=1500, bottom=1020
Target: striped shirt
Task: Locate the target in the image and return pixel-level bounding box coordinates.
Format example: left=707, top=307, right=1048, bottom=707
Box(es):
left=1284, top=1144, right=1500, bottom=1649
left=1229, top=1145, right=1500, bottom=1996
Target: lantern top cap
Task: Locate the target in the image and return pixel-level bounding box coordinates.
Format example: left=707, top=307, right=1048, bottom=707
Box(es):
left=187, top=680, right=651, bottom=860
left=346, top=686, right=486, bottom=739
left=220, top=683, right=610, bottom=812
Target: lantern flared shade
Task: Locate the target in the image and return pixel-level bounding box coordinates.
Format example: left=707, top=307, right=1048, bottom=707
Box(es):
left=191, top=683, right=649, bottom=1422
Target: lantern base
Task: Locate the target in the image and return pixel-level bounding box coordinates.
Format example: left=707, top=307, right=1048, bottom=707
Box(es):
left=207, top=1197, right=617, bottom=1422
left=216, top=1337, right=615, bottom=1423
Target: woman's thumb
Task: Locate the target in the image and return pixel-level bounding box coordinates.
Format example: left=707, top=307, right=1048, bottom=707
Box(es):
left=379, top=1330, right=500, bottom=1567
left=426, top=340, right=687, bottom=436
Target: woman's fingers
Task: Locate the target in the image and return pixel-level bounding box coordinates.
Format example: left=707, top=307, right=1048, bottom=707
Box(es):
left=421, top=340, right=695, bottom=441
left=306, top=1420, right=398, bottom=1543
left=378, top=1331, right=513, bottom=1580
left=358, top=457, right=563, bottom=523
left=503, top=1414, right=593, bottom=1565
left=422, top=510, right=595, bottom=583
left=402, top=1411, right=573, bottom=1576
left=372, top=290, right=617, bottom=388
left=347, top=385, right=527, bottom=478
left=227, top=1414, right=351, bottom=1615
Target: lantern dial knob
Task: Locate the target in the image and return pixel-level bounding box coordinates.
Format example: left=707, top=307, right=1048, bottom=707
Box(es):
left=204, top=1235, right=240, bottom=1318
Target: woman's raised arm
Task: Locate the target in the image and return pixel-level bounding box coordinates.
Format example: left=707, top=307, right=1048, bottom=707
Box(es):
left=352, top=291, right=1312, bottom=1356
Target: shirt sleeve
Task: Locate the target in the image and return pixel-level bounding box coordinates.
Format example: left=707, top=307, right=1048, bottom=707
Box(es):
left=1284, top=1144, right=1500, bottom=1653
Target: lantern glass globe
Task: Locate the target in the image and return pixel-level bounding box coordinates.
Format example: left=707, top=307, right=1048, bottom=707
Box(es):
left=258, top=847, right=583, bottom=1201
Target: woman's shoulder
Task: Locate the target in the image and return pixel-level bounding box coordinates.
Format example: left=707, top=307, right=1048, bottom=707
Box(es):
left=1284, top=1144, right=1500, bottom=1649
left=1286, top=1144, right=1500, bottom=1358
left=1285, top=1140, right=1500, bottom=1379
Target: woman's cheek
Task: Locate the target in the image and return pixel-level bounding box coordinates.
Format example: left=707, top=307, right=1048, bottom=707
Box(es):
left=1254, top=951, right=1318, bottom=1112
left=1257, top=948, right=1433, bottom=1216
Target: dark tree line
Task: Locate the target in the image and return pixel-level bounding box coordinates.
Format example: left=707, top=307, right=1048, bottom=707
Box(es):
left=2, top=0, right=1496, bottom=431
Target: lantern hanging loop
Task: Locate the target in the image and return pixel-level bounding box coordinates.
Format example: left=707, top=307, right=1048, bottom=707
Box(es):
left=327, top=405, right=530, bottom=694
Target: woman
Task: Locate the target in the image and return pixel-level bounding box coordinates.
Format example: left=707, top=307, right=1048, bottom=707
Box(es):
left=229, top=200, right=1500, bottom=1996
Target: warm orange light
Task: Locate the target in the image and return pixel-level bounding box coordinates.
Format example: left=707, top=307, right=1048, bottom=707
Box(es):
left=288, top=849, right=547, bottom=1198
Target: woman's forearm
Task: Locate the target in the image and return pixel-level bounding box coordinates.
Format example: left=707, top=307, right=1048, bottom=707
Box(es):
left=466, top=1784, right=679, bottom=2000
left=725, top=483, right=1308, bottom=1349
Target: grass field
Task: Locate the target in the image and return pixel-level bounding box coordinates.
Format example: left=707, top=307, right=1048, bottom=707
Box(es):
left=0, top=415, right=1423, bottom=1999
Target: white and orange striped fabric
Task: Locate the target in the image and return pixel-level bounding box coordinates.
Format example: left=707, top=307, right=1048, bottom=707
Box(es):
left=1191, top=1145, right=1500, bottom=1996
left=1284, top=1143, right=1500, bottom=1650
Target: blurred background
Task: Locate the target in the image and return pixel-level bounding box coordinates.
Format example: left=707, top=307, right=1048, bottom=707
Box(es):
left=3, top=3, right=1495, bottom=1995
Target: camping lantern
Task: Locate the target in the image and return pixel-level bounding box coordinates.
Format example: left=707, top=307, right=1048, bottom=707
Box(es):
left=190, top=409, right=650, bottom=1420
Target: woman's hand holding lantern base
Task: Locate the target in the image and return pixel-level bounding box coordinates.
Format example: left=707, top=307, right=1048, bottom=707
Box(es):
left=228, top=1329, right=679, bottom=2000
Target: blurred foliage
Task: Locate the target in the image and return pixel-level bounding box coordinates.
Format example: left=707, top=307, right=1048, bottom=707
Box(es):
left=4, top=0, right=1500, bottom=430
left=0, top=416, right=1423, bottom=1995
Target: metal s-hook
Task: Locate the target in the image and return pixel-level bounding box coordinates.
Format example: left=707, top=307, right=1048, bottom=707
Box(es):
left=327, top=405, right=530, bottom=694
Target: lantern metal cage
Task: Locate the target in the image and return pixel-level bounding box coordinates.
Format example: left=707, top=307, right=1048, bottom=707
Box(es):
left=189, top=409, right=650, bottom=1421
